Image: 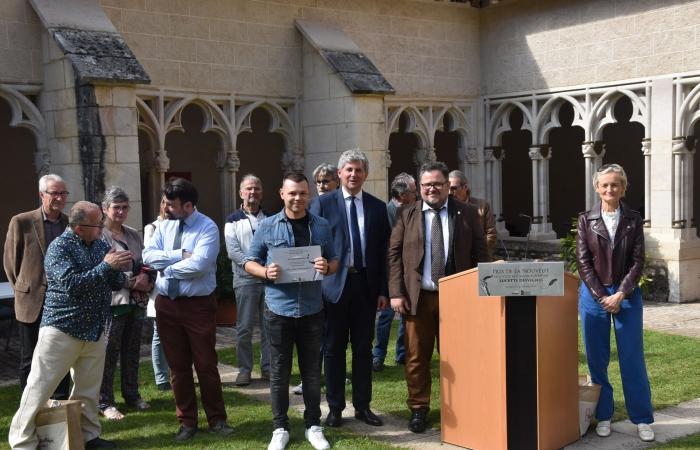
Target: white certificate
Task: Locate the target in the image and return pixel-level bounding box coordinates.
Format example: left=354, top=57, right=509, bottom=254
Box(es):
left=270, top=245, right=323, bottom=284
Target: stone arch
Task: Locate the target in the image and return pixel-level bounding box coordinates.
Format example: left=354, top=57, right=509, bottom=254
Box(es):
left=235, top=100, right=301, bottom=172
left=386, top=105, right=431, bottom=150
left=678, top=82, right=700, bottom=137
left=589, top=89, right=647, bottom=142
left=535, top=95, right=586, bottom=144
left=489, top=100, right=533, bottom=147
left=0, top=85, right=48, bottom=173
left=433, top=107, right=471, bottom=172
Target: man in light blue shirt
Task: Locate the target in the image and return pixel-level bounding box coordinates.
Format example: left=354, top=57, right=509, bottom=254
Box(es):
left=143, top=178, right=232, bottom=442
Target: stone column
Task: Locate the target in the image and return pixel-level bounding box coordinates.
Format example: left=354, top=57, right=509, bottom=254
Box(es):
left=671, top=137, right=692, bottom=228
left=485, top=146, right=508, bottom=237
left=581, top=141, right=603, bottom=207
left=642, top=138, right=652, bottom=226
left=217, top=149, right=239, bottom=218
left=528, top=145, right=556, bottom=239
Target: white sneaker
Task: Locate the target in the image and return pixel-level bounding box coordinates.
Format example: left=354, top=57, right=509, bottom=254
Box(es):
left=595, top=420, right=611, bottom=437
left=292, top=383, right=303, bottom=395
left=305, top=425, right=330, bottom=450
left=267, top=428, right=289, bottom=450
left=638, top=423, right=655, bottom=442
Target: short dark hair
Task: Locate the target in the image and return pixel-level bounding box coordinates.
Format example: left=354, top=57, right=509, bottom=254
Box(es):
left=282, top=171, right=308, bottom=185
left=163, top=177, right=198, bottom=206
left=419, top=161, right=449, bottom=180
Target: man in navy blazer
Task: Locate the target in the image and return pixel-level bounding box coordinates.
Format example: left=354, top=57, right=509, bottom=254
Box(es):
left=309, top=149, right=391, bottom=428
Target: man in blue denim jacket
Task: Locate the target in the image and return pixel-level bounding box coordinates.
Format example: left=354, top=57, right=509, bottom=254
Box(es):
left=244, top=172, right=339, bottom=450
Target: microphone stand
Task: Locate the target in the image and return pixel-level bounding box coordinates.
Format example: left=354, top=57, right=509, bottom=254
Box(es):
left=519, top=213, right=532, bottom=261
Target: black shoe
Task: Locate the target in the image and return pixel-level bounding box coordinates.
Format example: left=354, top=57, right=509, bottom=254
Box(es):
left=325, top=409, right=343, bottom=427
left=209, top=421, right=234, bottom=436
left=408, top=407, right=429, bottom=433
left=156, top=382, right=171, bottom=391
left=85, top=437, right=116, bottom=449
left=395, top=358, right=405, bottom=366
left=372, top=359, right=384, bottom=372
left=175, top=424, right=198, bottom=442
left=354, top=408, right=383, bottom=426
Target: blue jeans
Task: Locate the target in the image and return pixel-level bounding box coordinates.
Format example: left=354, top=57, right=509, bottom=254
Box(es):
left=579, top=283, right=654, bottom=424
left=372, top=308, right=405, bottom=364
left=235, top=284, right=270, bottom=375
left=151, top=321, right=170, bottom=386
left=264, top=306, right=323, bottom=430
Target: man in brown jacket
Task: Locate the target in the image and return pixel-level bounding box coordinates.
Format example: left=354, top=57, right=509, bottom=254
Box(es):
left=448, top=170, right=497, bottom=259
left=388, top=161, right=488, bottom=433
left=3, top=174, right=70, bottom=397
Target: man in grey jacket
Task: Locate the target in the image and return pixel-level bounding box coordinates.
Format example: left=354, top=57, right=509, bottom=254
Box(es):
left=224, top=174, right=270, bottom=386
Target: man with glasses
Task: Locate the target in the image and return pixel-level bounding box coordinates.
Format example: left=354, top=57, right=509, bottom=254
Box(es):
left=448, top=170, right=497, bottom=260
left=388, top=162, right=488, bottom=433
left=9, top=201, right=133, bottom=450
left=312, top=163, right=339, bottom=196
left=4, top=174, right=71, bottom=399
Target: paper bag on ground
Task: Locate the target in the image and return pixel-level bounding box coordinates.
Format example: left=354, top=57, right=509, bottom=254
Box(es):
left=36, top=400, right=84, bottom=450
left=578, top=375, right=601, bottom=437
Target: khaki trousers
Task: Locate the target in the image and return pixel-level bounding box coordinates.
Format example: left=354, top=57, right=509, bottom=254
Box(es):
left=9, top=326, right=106, bottom=450
left=403, top=290, right=439, bottom=410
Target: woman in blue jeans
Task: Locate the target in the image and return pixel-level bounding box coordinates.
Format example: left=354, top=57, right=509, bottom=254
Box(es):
left=576, top=163, right=654, bottom=442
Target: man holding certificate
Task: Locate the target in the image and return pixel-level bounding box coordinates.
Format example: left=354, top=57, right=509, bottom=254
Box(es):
left=244, top=172, right=339, bottom=450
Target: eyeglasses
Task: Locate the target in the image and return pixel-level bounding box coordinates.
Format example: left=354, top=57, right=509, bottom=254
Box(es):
left=316, top=179, right=334, bottom=185
left=78, top=224, right=105, bottom=229
left=420, top=182, right=447, bottom=191
left=448, top=184, right=465, bottom=192
left=44, top=191, right=69, bottom=198
left=110, top=205, right=130, bottom=212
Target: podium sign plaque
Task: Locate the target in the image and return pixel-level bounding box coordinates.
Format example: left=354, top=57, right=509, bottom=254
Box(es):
left=477, top=262, right=565, bottom=297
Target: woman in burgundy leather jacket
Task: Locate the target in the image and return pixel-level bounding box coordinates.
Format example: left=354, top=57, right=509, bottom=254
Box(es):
left=576, top=164, right=654, bottom=442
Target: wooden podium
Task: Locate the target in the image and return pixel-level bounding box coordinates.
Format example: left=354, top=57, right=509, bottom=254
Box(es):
left=438, top=268, right=580, bottom=450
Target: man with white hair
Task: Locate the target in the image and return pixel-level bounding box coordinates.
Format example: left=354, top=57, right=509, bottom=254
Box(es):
left=4, top=174, right=71, bottom=398
left=9, top=201, right=133, bottom=449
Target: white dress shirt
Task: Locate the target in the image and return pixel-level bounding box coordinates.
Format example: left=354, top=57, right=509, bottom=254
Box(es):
left=342, top=186, right=366, bottom=268
left=421, top=201, right=449, bottom=291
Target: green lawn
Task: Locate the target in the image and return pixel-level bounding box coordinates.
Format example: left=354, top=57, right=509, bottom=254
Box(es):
left=1, top=318, right=699, bottom=449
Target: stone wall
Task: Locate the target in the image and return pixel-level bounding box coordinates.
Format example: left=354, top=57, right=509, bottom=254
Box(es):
left=99, top=0, right=479, bottom=98
left=481, top=0, right=700, bottom=96
left=0, top=0, right=42, bottom=84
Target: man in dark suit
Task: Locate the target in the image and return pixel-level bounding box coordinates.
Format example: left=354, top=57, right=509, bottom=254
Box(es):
left=3, top=174, right=70, bottom=397
left=310, top=149, right=391, bottom=428
left=388, top=161, right=489, bottom=433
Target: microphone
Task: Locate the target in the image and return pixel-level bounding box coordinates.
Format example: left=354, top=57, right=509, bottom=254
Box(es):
left=519, top=213, right=532, bottom=261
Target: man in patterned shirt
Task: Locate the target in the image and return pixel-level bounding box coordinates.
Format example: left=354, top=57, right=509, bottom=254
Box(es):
left=9, top=201, right=132, bottom=450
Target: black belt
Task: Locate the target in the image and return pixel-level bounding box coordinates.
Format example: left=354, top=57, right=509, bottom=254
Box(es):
left=347, top=267, right=366, bottom=274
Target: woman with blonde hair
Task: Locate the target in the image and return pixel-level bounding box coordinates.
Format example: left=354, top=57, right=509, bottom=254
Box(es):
left=576, top=164, right=654, bottom=442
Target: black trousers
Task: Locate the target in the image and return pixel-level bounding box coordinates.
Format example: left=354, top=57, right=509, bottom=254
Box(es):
left=18, top=317, right=70, bottom=399
left=265, top=307, right=324, bottom=430
left=324, top=270, right=376, bottom=412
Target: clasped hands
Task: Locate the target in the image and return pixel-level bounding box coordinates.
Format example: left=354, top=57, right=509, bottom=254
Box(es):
left=600, top=291, right=625, bottom=314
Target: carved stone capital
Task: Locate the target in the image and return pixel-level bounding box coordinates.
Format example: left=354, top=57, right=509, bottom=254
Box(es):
left=217, top=150, right=240, bottom=171
left=484, top=146, right=502, bottom=161
left=582, top=141, right=597, bottom=158
left=641, top=138, right=651, bottom=156
left=282, top=147, right=304, bottom=172
left=154, top=150, right=170, bottom=173
left=672, top=137, right=689, bottom=155
left=528, top=145, right=545, bottom=160
left=34, top=149, right=50, bottom=175
left=465, top=147, right=479, bottom=164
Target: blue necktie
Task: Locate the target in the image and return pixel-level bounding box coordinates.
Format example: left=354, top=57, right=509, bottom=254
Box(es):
left=167, top=220, right=184, bottom=299
left=350, top=196, right=363, bottom=269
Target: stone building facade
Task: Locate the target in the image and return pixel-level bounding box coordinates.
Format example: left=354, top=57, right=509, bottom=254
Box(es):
left=0, top=0, right=698, bottom=303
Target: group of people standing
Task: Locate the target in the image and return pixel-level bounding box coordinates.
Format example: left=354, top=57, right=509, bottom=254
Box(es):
left=3, top=151, right=655, bottom=449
